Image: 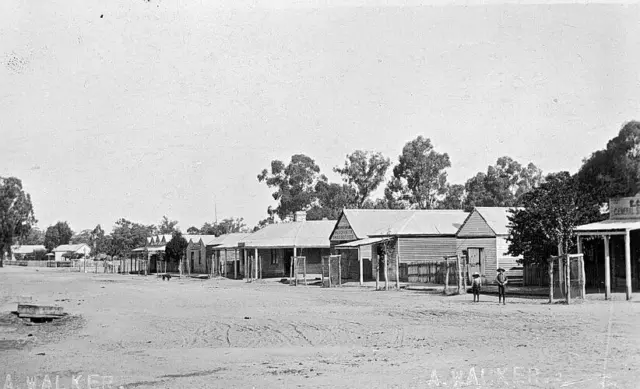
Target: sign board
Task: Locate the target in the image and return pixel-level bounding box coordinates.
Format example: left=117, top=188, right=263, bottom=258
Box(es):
left=330, top=215, right=357, bottom=242
left=610, top=196, right=640, bottom=220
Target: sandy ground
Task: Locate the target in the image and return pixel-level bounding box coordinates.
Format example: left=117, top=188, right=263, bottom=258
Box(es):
left=1, top=267, right=639, bottom=389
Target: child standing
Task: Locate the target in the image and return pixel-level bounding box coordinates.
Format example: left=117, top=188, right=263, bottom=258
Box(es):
left=471, top=272, right=481, bottom=302
left=496, top=268, right=508, bottom=305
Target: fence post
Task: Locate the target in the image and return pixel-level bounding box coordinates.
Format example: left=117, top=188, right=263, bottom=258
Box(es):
left=303, top=257, right=307, bottom=286
left=456, top=255, right=462, bottom=294
left=384, top=253, right=389, bottom=291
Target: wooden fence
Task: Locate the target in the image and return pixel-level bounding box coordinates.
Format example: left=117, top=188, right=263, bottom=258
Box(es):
left=401, top=260, right=464, bottom=285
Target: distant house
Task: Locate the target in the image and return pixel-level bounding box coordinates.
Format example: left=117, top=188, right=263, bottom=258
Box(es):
left=456, top=207, right=523, bottom=285
left=53, top=243, right=91, bottom=261
left=184, top=235, right=217, bottom=274
left=330, top=209, right=469, bottom=284
left=238, top=211, right=335, bottom=278
left=10, top=245, right=46, bottom=261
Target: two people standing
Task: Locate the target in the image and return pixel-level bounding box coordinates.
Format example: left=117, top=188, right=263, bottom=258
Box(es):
left=471, top=267, right=508, bottom=304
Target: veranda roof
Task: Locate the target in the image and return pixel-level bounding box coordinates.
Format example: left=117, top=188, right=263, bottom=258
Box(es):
left=212, top=233, right=251, bottom=249
left=240, top=221, right=335, bottom=249
left=334, top=237, right=392, bottom=248
left=132, top=246, right=166, bottom=252
left=575, top=219, right=640, bottom=235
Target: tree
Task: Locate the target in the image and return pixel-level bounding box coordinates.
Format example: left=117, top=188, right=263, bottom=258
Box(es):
left=576, top=121, right=640, bottom=205
left=109, top=218, right=155, bottom=258
left=186, top=226, right=200, bottom=234
left=165, top=231, right=189, bottom=275
left=506, top=172, right=602, bottom=266
left=44, top=221, right=74, bottom=252
left=439, top=184, right=466, bottom=209
left=257, top=154, right=324, bottom=220
left=157, top=216, right=179, bottom=234
left=252, top=216, right=275, bottom=232
left=90, top=224, right=106, bottom=256
left=70, top=229, right=93, bottom=245
left=0, top=177, right=37, bottom=267
left=307, top=181, right=358, bottom=220
left=334, top=150, right=391, bottom=207
left=22, top=227, right=45, bottom=245
left=200, top=217, right=248, bottom=236
left=463, top=157, right=543, bottom=211
left=386, top=136, right=451, bottom=209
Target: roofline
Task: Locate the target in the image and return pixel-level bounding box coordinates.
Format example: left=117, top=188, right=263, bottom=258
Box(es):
left=370, top=233, right=458, bottom=238
left=237, top=245, right=331, bottom=249
left=455, top=207, right=498, bottom=237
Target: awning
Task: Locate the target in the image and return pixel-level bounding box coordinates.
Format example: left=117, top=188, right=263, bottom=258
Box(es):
left=334, top=237, right=392, bottom=249
left=575, top=219, right=640, bottom=235
left=131, top=246, right=166, bottom=252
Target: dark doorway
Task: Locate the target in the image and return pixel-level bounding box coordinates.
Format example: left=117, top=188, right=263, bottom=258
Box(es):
left=283, top=248, right=294, bottom=276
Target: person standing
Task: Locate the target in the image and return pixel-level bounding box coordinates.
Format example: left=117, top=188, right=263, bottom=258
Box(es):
left=496, top=268, right=508, bottom=305
left=471, top=272, right=482, bottom=302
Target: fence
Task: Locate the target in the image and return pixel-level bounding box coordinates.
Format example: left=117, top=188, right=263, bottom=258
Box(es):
left=403, top=260, right=464, bottom=286
left=4, top=260, right=72, bottom=268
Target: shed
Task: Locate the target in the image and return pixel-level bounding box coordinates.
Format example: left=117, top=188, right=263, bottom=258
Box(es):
left=456, top=207, right=523, bottom=285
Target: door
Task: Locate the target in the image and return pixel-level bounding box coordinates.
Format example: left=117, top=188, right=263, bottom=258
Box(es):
left=284, top=248, right=294, bottom=276
left=468, top=248, right=485, bottom=283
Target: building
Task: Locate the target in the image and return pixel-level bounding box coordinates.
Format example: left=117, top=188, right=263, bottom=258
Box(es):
left=10, top=245, right=46, bottom=261
left=456, top=207, right=524, bottom=285
left=330, top=209, right=469, bottom=284
left=210, top=233, right=251, bottom=278
left=238, top=211, right=335, bottom=279
left=185, top=235, right=217, bottom=274
left=53, top=243, right=91, bottom=261
left=575, top=195, right=640, bottom=300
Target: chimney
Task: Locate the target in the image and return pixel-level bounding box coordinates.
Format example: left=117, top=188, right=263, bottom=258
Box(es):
left=294, top=211, right=307, bottom=222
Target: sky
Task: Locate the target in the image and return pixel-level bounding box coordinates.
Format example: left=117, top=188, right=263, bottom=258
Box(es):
left=1, top=0, right=640, bottom=234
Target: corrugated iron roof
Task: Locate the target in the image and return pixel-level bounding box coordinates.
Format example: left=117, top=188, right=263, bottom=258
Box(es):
left=53, top=244, right=90, bottom=252
left=240, top=220, right=335, bottom=248
left=334, top=237, right=392, bottom=248
left=212, top=233, right=252, bottom=249
left=341, top=209, right=468, bottom=237
left=11, top=245, right=46, bottom=254
left=575, top=219, right=640, bottom=232
left=472, top=207, right=523, bottom=236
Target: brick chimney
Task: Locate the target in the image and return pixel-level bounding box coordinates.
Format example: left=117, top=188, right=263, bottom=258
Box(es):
left=294, top=211, right=307, bottom=222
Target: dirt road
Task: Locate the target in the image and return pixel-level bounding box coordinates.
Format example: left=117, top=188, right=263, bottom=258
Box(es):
left=1, top=267, right=639, bottom=388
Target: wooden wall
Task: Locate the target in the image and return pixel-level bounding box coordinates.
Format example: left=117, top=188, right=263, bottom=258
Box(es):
left=398, top=236, right=458, bottom=262
left=456, top=237, right=497, bottom=283
left=456, top=211, right=495, bottom=237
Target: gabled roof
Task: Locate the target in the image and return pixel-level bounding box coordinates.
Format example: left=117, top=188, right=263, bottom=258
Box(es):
left=470, top=207, right=523, bottom=236
left=240, top=221, right=335, bottom=248
left=53, top=243, right=90, bottom=252
left=338, top=209, right=468, bottom=238
left=11, top=245, right=46, bottom=254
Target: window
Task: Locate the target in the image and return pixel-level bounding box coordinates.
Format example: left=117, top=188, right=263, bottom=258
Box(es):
left=271, top=249, right=279, bottom=265
left=199, top=252, right=201, bottom=264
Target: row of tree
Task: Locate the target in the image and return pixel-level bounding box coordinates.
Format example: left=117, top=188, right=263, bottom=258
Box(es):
left=256, top=136, right=543, bottom=224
